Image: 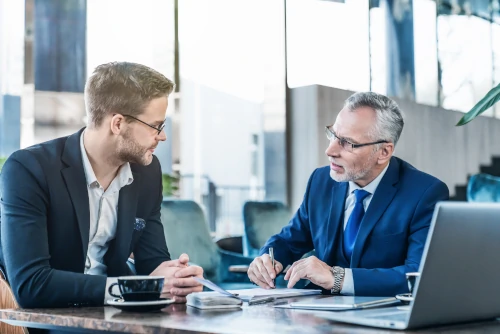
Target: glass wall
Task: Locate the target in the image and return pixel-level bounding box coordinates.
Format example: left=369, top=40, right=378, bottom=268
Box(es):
left=437, top=15, right=493, bottom=114
left=178, top=0, right=286, bottom=236
left=286, top=0, right=370, bottom=91
left=7, top=0, right=500, bottom=236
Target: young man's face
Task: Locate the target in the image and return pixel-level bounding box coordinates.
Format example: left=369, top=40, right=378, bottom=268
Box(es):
left=325, top=106, right=383, bottom=187
left=117, top=96, right=168, bottom=166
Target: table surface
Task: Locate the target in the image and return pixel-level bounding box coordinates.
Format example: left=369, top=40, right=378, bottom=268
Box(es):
left=1, top=296, right=500, bottom=334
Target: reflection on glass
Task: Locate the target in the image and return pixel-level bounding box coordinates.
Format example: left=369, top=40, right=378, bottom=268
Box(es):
left=414, top=0, right=438, bottom=106
left=438, top=15, right=493, bottom=114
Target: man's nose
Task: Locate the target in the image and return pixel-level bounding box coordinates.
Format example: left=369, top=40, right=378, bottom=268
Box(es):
left=325, top=138, right=341, bottom=156
left=158, top=129, right=167, bottom=141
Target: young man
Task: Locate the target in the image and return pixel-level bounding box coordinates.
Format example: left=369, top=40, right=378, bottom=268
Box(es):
left=0, top=62, right=203, bottom=308
left=248, top=92, right=449, bottom=296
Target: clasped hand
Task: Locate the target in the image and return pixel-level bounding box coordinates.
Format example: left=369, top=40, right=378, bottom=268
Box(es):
left=150, top=253, right=204, bottom=303
left=248, top=254, right=335, bottom=290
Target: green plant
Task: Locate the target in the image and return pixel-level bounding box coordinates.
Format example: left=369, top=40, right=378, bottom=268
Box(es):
left=456, top=83, right=500, bottom=126
left=162, top=173, right=180, bottom=197
left=0, top=157, right=6, bottom=172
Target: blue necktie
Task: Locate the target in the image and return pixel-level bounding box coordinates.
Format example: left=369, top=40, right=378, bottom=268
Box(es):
left=344, top=189, right=370, bottom=261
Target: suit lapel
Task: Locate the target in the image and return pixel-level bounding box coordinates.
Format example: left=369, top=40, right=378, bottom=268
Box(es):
left=61, top=128, right=90, bottom=263
left=351, top=158, right=400, bottom=267
left=325, top=181, right=348, bottom=265
left=111, top=172, right=140, bottom=260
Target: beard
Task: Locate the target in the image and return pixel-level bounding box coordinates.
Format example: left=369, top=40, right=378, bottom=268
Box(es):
left=117, top=129, right=154, bottom=166
left=330, top=150, right=377, bottom=183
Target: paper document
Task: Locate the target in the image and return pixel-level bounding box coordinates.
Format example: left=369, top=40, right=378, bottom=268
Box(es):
left=274, top=296, right=401, bottom=311
left=226, top=288, right=321, bottom=302
left=193, top=277, right=321, bottom=305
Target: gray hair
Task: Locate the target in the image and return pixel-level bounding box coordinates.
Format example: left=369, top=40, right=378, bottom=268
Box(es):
left=344, top=92, right=404, bottom=146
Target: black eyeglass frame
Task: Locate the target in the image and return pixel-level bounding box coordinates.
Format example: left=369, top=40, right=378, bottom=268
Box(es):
left=325, top=125, right=388, bottom=151
left=115, top=114, right=166, bottom=135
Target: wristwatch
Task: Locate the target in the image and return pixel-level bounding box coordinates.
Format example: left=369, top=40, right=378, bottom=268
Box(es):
left=330, top=266, right=345, bottom=295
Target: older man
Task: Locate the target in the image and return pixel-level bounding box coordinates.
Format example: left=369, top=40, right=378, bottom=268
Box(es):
left=0, top=62, right=203, bottom=309
left=248, top=92, right=449, bottom=296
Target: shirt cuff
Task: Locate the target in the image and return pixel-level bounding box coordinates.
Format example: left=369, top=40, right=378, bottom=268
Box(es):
left=104, top=277, right=118, bottom=304
left=340, top=268, right=355, bottom=295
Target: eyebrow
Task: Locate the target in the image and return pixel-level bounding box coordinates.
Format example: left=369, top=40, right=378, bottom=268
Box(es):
left=153, top=118, right=167, bottom=126
left=332, top=129, right=360, bottom=144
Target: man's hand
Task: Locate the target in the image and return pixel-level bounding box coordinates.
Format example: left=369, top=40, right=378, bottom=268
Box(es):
left=284, top=256, right=338, bottom=290
left=150, top=253, right=204, bottom=303
left=247, top=254, right=283, bottom=289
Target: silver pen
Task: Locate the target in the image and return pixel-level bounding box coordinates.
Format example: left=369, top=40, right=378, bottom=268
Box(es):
left=269, top=247, right=275, bottom=288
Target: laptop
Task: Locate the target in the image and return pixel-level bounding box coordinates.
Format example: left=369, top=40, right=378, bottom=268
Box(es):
left=318, top=202, right=500, bottom=330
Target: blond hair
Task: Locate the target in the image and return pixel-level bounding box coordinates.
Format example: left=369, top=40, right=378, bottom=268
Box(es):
left=84, top=62, right=175, bottom=128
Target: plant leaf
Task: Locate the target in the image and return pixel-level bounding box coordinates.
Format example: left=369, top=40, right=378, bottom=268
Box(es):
left=456, top=83, right=500, bottom=126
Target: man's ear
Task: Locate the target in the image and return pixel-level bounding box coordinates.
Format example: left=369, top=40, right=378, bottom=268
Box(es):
left=110, top=114, right=124, bottom=135
left=378, top=143, right=394, bottom=164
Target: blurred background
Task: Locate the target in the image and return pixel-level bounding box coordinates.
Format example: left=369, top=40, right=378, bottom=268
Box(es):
left=1, top=0, right=500, bottom=239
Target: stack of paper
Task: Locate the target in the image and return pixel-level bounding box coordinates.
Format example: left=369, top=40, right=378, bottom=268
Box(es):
left=187, top=292, right=243, bottom=310
left=187, top=277, right=322, bottom=309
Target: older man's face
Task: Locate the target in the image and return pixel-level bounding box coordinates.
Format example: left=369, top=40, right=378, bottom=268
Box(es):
left=325, top=106, right=382, bottom=187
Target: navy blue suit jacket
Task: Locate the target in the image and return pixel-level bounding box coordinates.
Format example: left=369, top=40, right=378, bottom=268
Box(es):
left=260, top=157, right=449, bottom=296
left=0, top=128, right=170, bottom=308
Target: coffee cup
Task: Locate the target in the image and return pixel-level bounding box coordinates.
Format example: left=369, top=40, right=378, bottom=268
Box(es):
left=108, top=276, right=164, bottom=302
left=406, top=272, right=420, bottom=296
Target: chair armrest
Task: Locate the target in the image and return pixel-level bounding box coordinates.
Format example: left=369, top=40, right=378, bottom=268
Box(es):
left=228, top=265, right=249, bottom=273
left=218, top=249, right=254, bottom=283
left=215, top=236, right=243, bottom=254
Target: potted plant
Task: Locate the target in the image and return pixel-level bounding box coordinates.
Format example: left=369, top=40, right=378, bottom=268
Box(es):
left=162, top=173, right=180, bottom=197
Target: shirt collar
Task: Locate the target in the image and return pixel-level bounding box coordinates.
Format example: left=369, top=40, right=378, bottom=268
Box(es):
left=348, top=161, right=390, bottom=196
left=80, top=130, right=133, bottom=188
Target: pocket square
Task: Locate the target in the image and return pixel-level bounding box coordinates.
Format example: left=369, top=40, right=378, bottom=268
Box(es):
left=134, top=218, right=146, bottom=231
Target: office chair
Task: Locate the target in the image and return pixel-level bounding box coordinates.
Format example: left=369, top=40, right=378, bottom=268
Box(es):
left=467, top=173, right=500, bottom=202
left=161, top=200, right=255, bottom=290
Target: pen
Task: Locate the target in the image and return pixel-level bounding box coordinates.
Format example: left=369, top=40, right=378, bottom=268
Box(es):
left=269, top=247, right=275, bottom=288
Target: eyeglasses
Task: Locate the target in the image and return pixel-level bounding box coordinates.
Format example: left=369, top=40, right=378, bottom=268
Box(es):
left=119, top=114, right=166, bottom=135
left=325, top=125, right=388, bottom=152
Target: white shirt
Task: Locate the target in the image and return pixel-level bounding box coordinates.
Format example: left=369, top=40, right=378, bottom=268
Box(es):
left=340, top=162, right=390, bottom=295
left=80, top=131, right=133, bottom=275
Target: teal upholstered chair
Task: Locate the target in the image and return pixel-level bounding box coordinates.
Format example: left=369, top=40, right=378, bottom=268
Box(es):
left=243, top=201, right=297, bottom=288
left=467, top=174, right=500, bottom=202
left=242, top=201, right=292, bottom=258
left=242, top=201, right=315, bottom=288
left=161, top=199, right=254, bottom=290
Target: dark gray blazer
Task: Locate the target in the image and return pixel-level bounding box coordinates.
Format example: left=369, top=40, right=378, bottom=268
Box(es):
left=0, top=128, right=170, bottom=308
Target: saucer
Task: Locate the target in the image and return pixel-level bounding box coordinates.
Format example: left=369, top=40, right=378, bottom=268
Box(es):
left=395, top=293, right=414, bottom=304
left=107, top=298, right=175, bottom=312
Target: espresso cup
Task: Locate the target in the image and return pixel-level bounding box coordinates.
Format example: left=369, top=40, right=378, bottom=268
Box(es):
left=108, top=276, right=164, bottom=302
left=406, top=272, right=420, bottom=296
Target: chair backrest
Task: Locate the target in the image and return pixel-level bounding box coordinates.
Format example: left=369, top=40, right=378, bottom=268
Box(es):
left=161, top=200, right=221, bottom=281
left=467, top=173, right=500, bottom=202
left=0, top=269, right=28, bottom=334
left=242, top=201, right=291, bottom=257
